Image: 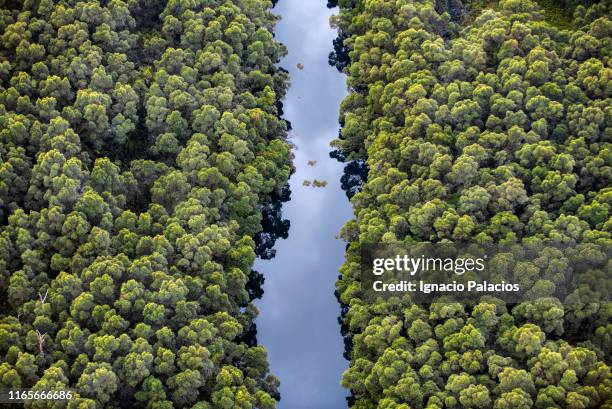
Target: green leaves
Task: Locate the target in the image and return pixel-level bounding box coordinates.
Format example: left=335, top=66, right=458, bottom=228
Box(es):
left=335, top=0, right=611, bottom=407
left=0, top=0, right=290, bottom=406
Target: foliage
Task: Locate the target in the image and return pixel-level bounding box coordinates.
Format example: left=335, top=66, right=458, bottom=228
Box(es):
left=0, top=0, right=292, bottom=407
left=333, top=0, right=612, bottom=407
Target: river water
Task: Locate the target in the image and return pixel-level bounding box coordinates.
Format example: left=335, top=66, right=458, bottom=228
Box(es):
left=253, top=1, right=351, bottom=408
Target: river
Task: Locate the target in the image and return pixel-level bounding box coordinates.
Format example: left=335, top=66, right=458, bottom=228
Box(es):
left=253, top=1, right=352, bottom=408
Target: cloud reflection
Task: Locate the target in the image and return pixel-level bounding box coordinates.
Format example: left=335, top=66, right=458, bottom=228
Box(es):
left=254, top=1, right=352, bottom=408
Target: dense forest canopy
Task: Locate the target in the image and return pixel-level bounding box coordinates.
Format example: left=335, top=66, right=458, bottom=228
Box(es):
left=0, top=0, right=292, bottom=407
left=332, top=0, right=611, bottom=407
left=0, top=0, right=611, bottom=407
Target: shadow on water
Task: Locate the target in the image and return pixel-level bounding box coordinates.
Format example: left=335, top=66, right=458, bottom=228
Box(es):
left=240, top=183, right=291, bottom=348
left=330, top=150, right=367, bottom=200
left=329, top=151, right=365, bottom=409
left=326, top=2, right=364, bottom=407
left=255, top=184, right=292, bottom=260
left=253, top=0, right=355, bottom=407
left=239, top=58, right=293, bottom=344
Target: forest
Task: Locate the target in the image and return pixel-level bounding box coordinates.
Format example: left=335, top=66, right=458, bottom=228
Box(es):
left=0, top=0, right=610, bottom=408
left=0, top=0, right=292, bottom=407
left=331, top=0, right=612, bottom=408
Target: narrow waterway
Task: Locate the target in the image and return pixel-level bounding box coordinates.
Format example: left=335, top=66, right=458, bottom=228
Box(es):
left=254, top=1, right=351, bottom=408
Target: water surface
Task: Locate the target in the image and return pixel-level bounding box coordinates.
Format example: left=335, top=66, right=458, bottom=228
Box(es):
left=254, top=1, right=351, bottom=408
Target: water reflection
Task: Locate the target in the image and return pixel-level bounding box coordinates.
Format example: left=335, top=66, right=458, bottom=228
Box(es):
left=254, top=1, right=353, bottom=408
left=255, top=184, right=292, bottom=260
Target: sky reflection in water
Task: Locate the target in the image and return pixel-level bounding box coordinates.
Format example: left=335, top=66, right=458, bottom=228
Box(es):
left=254, top=1, right=352, bottom=408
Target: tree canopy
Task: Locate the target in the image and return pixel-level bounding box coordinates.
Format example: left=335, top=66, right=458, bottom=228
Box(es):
left=332, top=0, right=612, bottom=407
left=0, top=0, right=292, bottom=407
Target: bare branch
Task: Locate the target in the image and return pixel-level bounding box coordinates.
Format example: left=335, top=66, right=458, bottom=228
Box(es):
left=38, top=289, right=48, bottom=305
left=35, top=329, right=46, bottom=355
